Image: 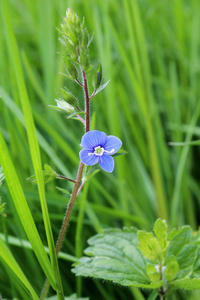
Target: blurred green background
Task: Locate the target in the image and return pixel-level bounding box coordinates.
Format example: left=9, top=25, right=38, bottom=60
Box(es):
left=1, top=0, right=200, bottom=299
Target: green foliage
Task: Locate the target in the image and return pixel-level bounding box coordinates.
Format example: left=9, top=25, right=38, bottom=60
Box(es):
left=27, top=164, right=58, bottom=184
left=47, top=294, right=89, bottom=300
left=1, top=0, right=200, bottom=299
left=72, top=219, right=200, bottom=297
left=72, top=227, right=162, bottom=289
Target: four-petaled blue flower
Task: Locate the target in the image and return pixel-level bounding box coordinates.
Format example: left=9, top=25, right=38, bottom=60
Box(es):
left=79, top=130, right=122, bottom=172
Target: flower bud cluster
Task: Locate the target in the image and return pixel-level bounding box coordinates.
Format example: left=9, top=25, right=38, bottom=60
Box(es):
left=61, top=8, right=90, bottom=71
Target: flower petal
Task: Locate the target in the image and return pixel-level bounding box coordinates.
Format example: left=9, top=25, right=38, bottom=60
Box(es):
left=81, top=130, right=108, bottom=150
left=104, top=136, right=122, bottom=154
left=99, top=154, right=114, bottom=173
left=79, top=149, right=99, bottom=165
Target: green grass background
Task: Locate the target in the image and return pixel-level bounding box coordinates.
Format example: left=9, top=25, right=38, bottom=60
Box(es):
left=0, top=0, right=200, bottom=299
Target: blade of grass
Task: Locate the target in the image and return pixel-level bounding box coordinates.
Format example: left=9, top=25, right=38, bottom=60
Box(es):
left=0, top=233, right=77, bottom=263
left=1, top=1, right=63, bottom=297
left=0, top=131, right=56, bottom=290
left=0, top=236, right=40, bottom=300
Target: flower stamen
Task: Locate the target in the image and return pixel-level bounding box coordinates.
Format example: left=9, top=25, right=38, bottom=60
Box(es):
left=88, top=147, right=115, bottom=157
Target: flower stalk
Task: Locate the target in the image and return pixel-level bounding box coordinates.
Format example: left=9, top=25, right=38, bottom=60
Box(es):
left=40, top=60, right=91, bottom=300
left=40, top=8, right=120, bottom=298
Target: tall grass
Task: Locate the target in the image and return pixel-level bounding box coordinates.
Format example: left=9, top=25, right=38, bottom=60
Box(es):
left=0, top=0, right=200, bottom=299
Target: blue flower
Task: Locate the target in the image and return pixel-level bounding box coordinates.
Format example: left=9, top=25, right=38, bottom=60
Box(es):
left=79, top=130, right=122, bottom=173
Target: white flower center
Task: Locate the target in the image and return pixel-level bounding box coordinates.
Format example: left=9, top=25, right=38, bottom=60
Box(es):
left=88, top=146, right=115, bottom=157
left=94, top=146, right=104, bottom=156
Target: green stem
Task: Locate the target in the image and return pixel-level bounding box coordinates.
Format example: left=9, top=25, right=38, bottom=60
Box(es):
left=40, top=67, right=90, bottom=300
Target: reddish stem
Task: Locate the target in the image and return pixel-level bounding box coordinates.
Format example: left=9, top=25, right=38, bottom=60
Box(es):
left=89, top=89, right=97, bottom=100
left=76, top=79, right=83, bottom=87
left=57, top=174, right=76, bottom=183
left=82, top=70, right=90, bottom=132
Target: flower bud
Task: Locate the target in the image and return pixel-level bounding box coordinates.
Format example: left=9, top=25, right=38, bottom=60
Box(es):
left=64, top=8, right=81, bottom=37
left=64, top=58, right=78, bottom=79
left=65, top=40, right=78, bottom=59
left=59, top=88, right=78, bottom=107
left=80, top=50, right=90, bottom=71
left=80, top=28, right=89, bottom=50
left=92, top=63, right=102, bottom=89
left=56, top=100, right=75, bottom=113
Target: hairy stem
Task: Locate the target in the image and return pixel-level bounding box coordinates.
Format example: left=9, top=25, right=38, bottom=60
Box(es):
left=40, top=68, right=90, bottom=300
left=57, top=174, right=76, bottom=183
left=55, top=161, right=84, bottom=254
left=82, top=70, right=90, bottom=132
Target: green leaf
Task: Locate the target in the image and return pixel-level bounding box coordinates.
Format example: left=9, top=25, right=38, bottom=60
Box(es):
left=170, top=278, right=200, bottom=290
left=72, top=228, right=163, bottom=289
left=27, top=164, right=58, bottom=184
left=82, top=169, right=100, bottom=183
left=137, top=231, right=159, bottom=261
left=165, top=226, right=198, bottom=279
left=153, top=219, right=168, bottom=251
left=0, top=237, right=39, bottom=300
left=164, top=255, right=179, bottom=281
left=56, top=187, right=71, bottom=195
left=146, top=263, right=160, bottom=282
left=67, top=110, right=86, bottom=119
left=112, top=149, right=127, bottom=157
left=192, top=248, right=200, bottom=278
left=95, top=80, right=110, bottom=96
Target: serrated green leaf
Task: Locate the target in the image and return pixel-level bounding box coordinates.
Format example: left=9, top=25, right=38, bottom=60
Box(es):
left=137, top=231, right=158, bottom=261
left=148, top=237, right=163, bottom=261
left=168, top=228, right=180, bottom=240
left=170, top=278, right=200, bottom=290
left=191, top=229, right=200, bottom=244
left=153, top=219, right=168, bottom=250
left=72, top=228, right=162, bottom=288
left=166, top=226, right=198, bottom=279
left=146, top=263, right=160, bottom=282
left=176, top=245, right=198, bottom=279
left=192, top=248, right=200, bottom=278
left=166, top=226, right=193, bottom=259
left=164, top=255, right=179, bottom=281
